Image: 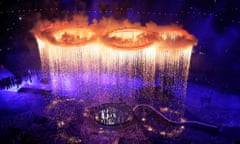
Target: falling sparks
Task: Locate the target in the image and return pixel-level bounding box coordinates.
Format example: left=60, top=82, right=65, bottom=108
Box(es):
left=33, top=15, right=197, bottom=121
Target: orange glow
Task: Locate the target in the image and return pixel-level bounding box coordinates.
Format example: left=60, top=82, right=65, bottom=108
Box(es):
left=32, top=15, right=197, bottom=50
left=103, top=27, right=156, bottom=50
left=51, top=28, right=96, bottom=46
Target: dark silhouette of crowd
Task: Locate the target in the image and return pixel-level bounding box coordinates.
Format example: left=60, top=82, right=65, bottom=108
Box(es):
left=0, top=76, right=22, bottom=89
left=0, top=69, right=38, bottom=90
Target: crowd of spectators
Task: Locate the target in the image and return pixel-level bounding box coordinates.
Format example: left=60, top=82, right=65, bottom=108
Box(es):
left=0, top=69, right=39, bottom=90
left=0, top=76, right=22, bottom=90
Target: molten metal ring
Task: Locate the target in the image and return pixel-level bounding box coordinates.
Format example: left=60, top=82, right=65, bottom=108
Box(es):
left=40, top=27, right=96, bottom=47
left=102, top=27, right=157, bottom=50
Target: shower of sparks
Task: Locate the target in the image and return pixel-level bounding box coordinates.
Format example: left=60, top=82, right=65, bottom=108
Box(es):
left=33, top=15, right=197, bottom=121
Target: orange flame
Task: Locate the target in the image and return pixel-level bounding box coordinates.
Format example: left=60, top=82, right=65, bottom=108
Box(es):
left=32, top=15, right=197, bottom=50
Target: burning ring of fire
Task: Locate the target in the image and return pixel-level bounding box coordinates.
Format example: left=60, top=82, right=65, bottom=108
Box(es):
left=39, top=27, right=96, bottom=47
left=102, top=27, right=156, bottom=50
left=32, top=16, right=197, bottom=50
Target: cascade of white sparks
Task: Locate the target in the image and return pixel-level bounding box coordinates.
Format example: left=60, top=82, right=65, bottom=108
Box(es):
left=33, top=17, right=197, bottom=121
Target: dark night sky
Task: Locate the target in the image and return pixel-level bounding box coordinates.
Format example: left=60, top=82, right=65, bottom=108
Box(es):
left=0, top=0, right=240, bottom=92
